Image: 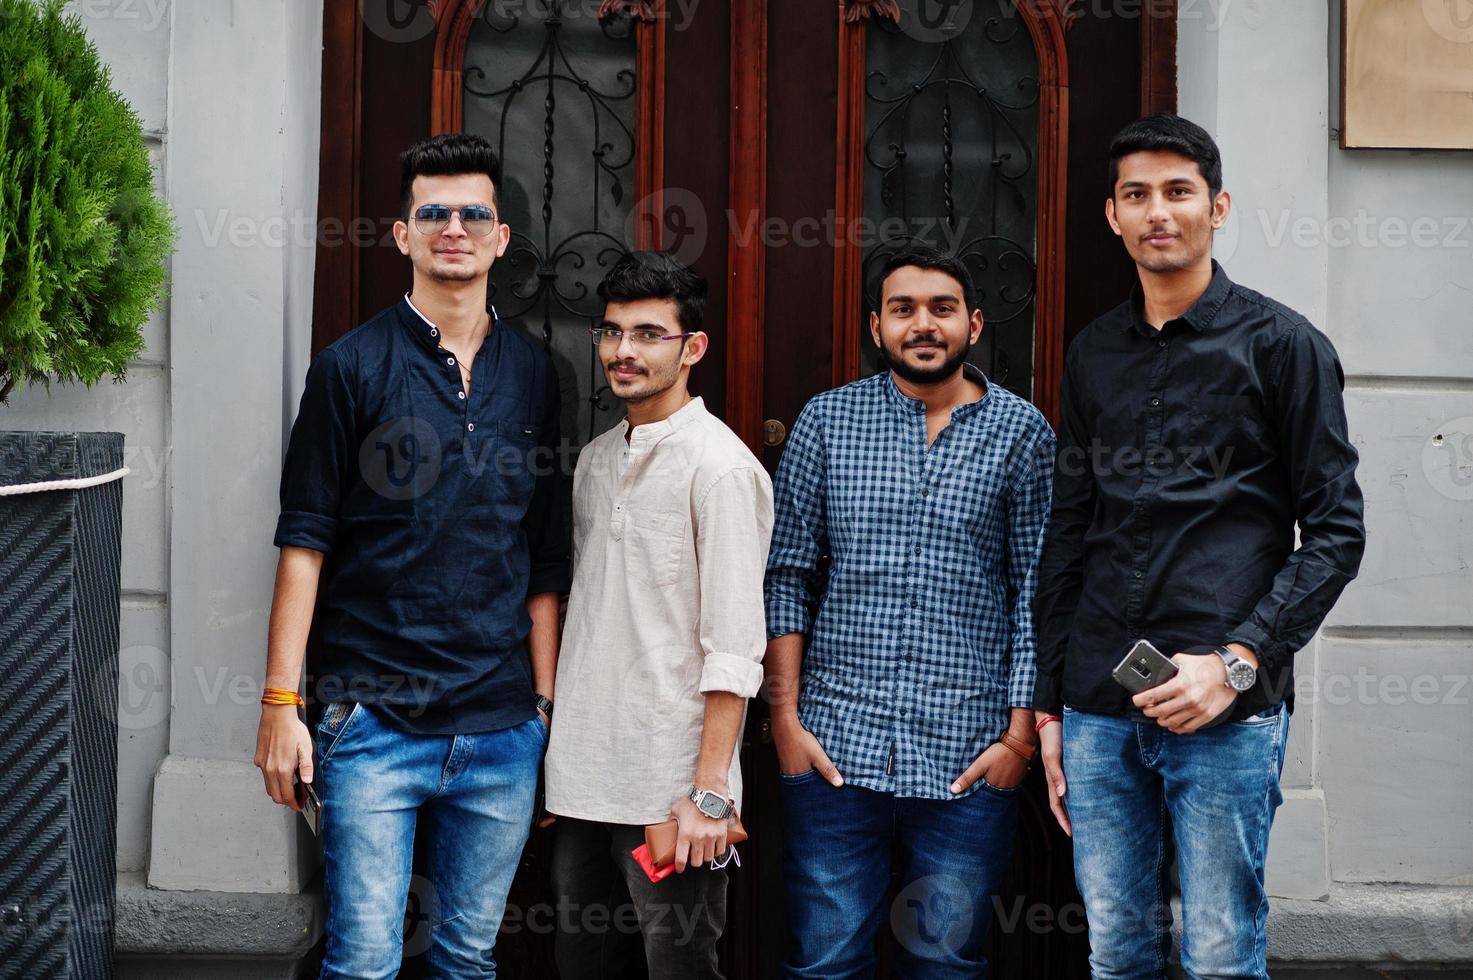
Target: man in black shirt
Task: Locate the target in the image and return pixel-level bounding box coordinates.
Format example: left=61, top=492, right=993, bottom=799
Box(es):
left=1032, top=115, right=1364, bottom=978
left=253, top=133, right=569, bottom=977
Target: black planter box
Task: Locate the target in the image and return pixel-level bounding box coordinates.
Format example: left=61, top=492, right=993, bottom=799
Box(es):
left=0, top=431, right=125, bottom=980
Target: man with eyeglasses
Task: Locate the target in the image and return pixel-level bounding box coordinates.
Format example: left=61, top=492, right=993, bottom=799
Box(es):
left=254, top=132, right=569, bottom=977
left=543, top=251, right=773, bottom=980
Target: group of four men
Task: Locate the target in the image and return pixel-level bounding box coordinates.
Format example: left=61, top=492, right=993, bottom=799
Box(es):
left=255, top=113, right=1365, bottom=979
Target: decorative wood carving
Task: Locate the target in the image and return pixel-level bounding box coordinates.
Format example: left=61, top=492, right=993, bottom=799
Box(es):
left=598, top=0, right=659, bottom=20
left=845, top=0, right=901, bottom=23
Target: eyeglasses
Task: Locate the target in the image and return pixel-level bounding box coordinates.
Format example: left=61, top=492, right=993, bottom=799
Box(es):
left=589, top=326, right=698, bottom=347
left=412, top=204, right=499, bottom=237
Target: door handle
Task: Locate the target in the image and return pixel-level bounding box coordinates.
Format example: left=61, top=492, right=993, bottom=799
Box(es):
left=763, top=419, right=787, bottom=447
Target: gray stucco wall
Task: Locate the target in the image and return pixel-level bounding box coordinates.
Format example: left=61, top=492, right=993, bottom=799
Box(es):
left=1, top=0, right=322, bottom=897
left=1179, top=0, right=1473, bottom=965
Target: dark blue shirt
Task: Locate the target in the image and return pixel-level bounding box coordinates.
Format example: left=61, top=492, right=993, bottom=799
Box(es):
left=275, top=297, right=570, bottom=734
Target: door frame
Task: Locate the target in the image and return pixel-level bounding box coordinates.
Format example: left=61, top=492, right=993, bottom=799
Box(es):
left=317, top=0, right=1177, bottom=430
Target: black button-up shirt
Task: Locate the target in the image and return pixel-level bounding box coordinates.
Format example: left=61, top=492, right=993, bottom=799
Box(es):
left=275, top=297, right=570, bottom=734
left=1033, top=263, right=1365, bottom=720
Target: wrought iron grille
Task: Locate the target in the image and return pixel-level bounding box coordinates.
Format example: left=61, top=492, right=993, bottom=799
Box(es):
left=463, top=0, right=638, bottom=444
left=862, top=0, right=1040, bottom=398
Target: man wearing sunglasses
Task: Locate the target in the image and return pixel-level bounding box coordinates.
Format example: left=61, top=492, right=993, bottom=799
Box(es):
left=255, top=132, right=569, bottom=977
left=543, top=251, right=773, bottom=979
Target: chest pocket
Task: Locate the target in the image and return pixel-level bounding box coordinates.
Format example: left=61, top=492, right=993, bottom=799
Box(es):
left=625, top=508, right=686, bottom=589
left=1192, top=395, right=1267, bottom=441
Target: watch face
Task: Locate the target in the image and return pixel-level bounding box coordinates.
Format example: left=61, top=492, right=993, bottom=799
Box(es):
left=1228, top=660, right=1257, bottom=692
left=696, top=794, right=726, bottom=818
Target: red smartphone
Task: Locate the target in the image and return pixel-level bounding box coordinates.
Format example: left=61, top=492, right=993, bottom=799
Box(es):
left=631, top=843, right=676, bottom=883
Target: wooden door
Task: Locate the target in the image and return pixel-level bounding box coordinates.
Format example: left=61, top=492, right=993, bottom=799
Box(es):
left=313, top=1, right=1176, bottom=976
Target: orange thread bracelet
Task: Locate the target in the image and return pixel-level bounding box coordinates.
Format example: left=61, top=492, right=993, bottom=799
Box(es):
left=261, top=687, right=305, bottom=708
left=1035, top=714, right=1062, bottom=733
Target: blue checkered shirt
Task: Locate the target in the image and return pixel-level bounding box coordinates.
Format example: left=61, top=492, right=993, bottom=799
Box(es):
left=764, top=366, right=1055, bottom=799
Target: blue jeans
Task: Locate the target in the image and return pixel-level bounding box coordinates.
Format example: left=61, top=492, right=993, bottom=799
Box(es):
left=779, top=771, right=1018, bottom=979
left=314, top=702, right=545, bottom=979
left=1063, top=705, right=1289, bottom=980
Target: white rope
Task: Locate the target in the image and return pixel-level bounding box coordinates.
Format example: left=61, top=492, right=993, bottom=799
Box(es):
left=0, top=466, right=131, bottom=497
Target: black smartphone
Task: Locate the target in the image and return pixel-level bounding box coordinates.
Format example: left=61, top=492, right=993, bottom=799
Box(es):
left=1111, top=639, right=1179, bottom=694
left=295, top=780, right=322, bottom=837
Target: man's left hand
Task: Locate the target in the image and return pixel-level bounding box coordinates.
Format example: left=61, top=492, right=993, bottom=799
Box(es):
left=671, top=795, right=729, bottom=873
left=1133, top=648, right=1252, bottom=733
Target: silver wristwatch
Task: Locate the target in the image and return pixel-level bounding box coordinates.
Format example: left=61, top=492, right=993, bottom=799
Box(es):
left=1214, top=645, right=1257, bottom=692
left=687, top=786, right=734, bottom=820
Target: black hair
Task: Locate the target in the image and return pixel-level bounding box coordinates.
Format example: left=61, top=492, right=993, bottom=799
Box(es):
left=399, top=132, right=503, bottom=217
left=597, top=251, right=709, bottom=334
left=877, top=243, right=976, bottom=312
left=1107, top=113, right=1223, bottom=198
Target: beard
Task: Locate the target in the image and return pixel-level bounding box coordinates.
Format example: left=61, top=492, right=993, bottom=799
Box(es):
left=605, top=353, right=682, bottom=403
left=428, top=260, right=483, bottom=283
left=878, top=335, right=972, bottom=385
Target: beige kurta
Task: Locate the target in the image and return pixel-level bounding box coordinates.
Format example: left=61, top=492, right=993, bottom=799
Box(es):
left=544, top=397, right=774, bottom=825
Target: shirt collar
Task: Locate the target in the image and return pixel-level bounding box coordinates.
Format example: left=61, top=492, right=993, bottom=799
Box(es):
left=1125, top=260, right=1233, bottom=335
left=621, top=396, right=707, bottom=447
left=398, top=292, right=501, bottom=350
left=883, top=362, right=991, bottom=419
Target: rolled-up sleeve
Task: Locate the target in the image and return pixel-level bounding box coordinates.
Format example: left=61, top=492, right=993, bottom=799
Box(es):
left=274, top=347, right=355, bottom=555
left=696, top=466, right=774, bottom=697
left=1005, top=424, right=1055, bottom=709
left=763, top=400, right=828, bottom=640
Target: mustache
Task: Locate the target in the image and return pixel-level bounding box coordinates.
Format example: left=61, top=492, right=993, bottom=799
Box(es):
left=606, top=360, right=646, bottom=375
left=903, top=337, right=946, bottom=349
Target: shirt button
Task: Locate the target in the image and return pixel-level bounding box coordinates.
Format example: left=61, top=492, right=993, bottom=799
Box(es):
left=1150, top=397, right=1161, bottom=407
left=914, top=546, right=922, bottom=556
left=910, top=598, right=919, bottom=608
left=430, top=328, right=438, bottom=337
left=900, top=707, right=910, bottom=717
left=457, top=391, right=465, bottom=400
left=467, top=422, right=475, bottom=432
left=1134, top=570, right=1143, bottom=579
left=447, top=356, right=456, bottom=366
left=921, top=489, right=930, bottom=498
left=1157, top=338, right=1167, bottom=348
